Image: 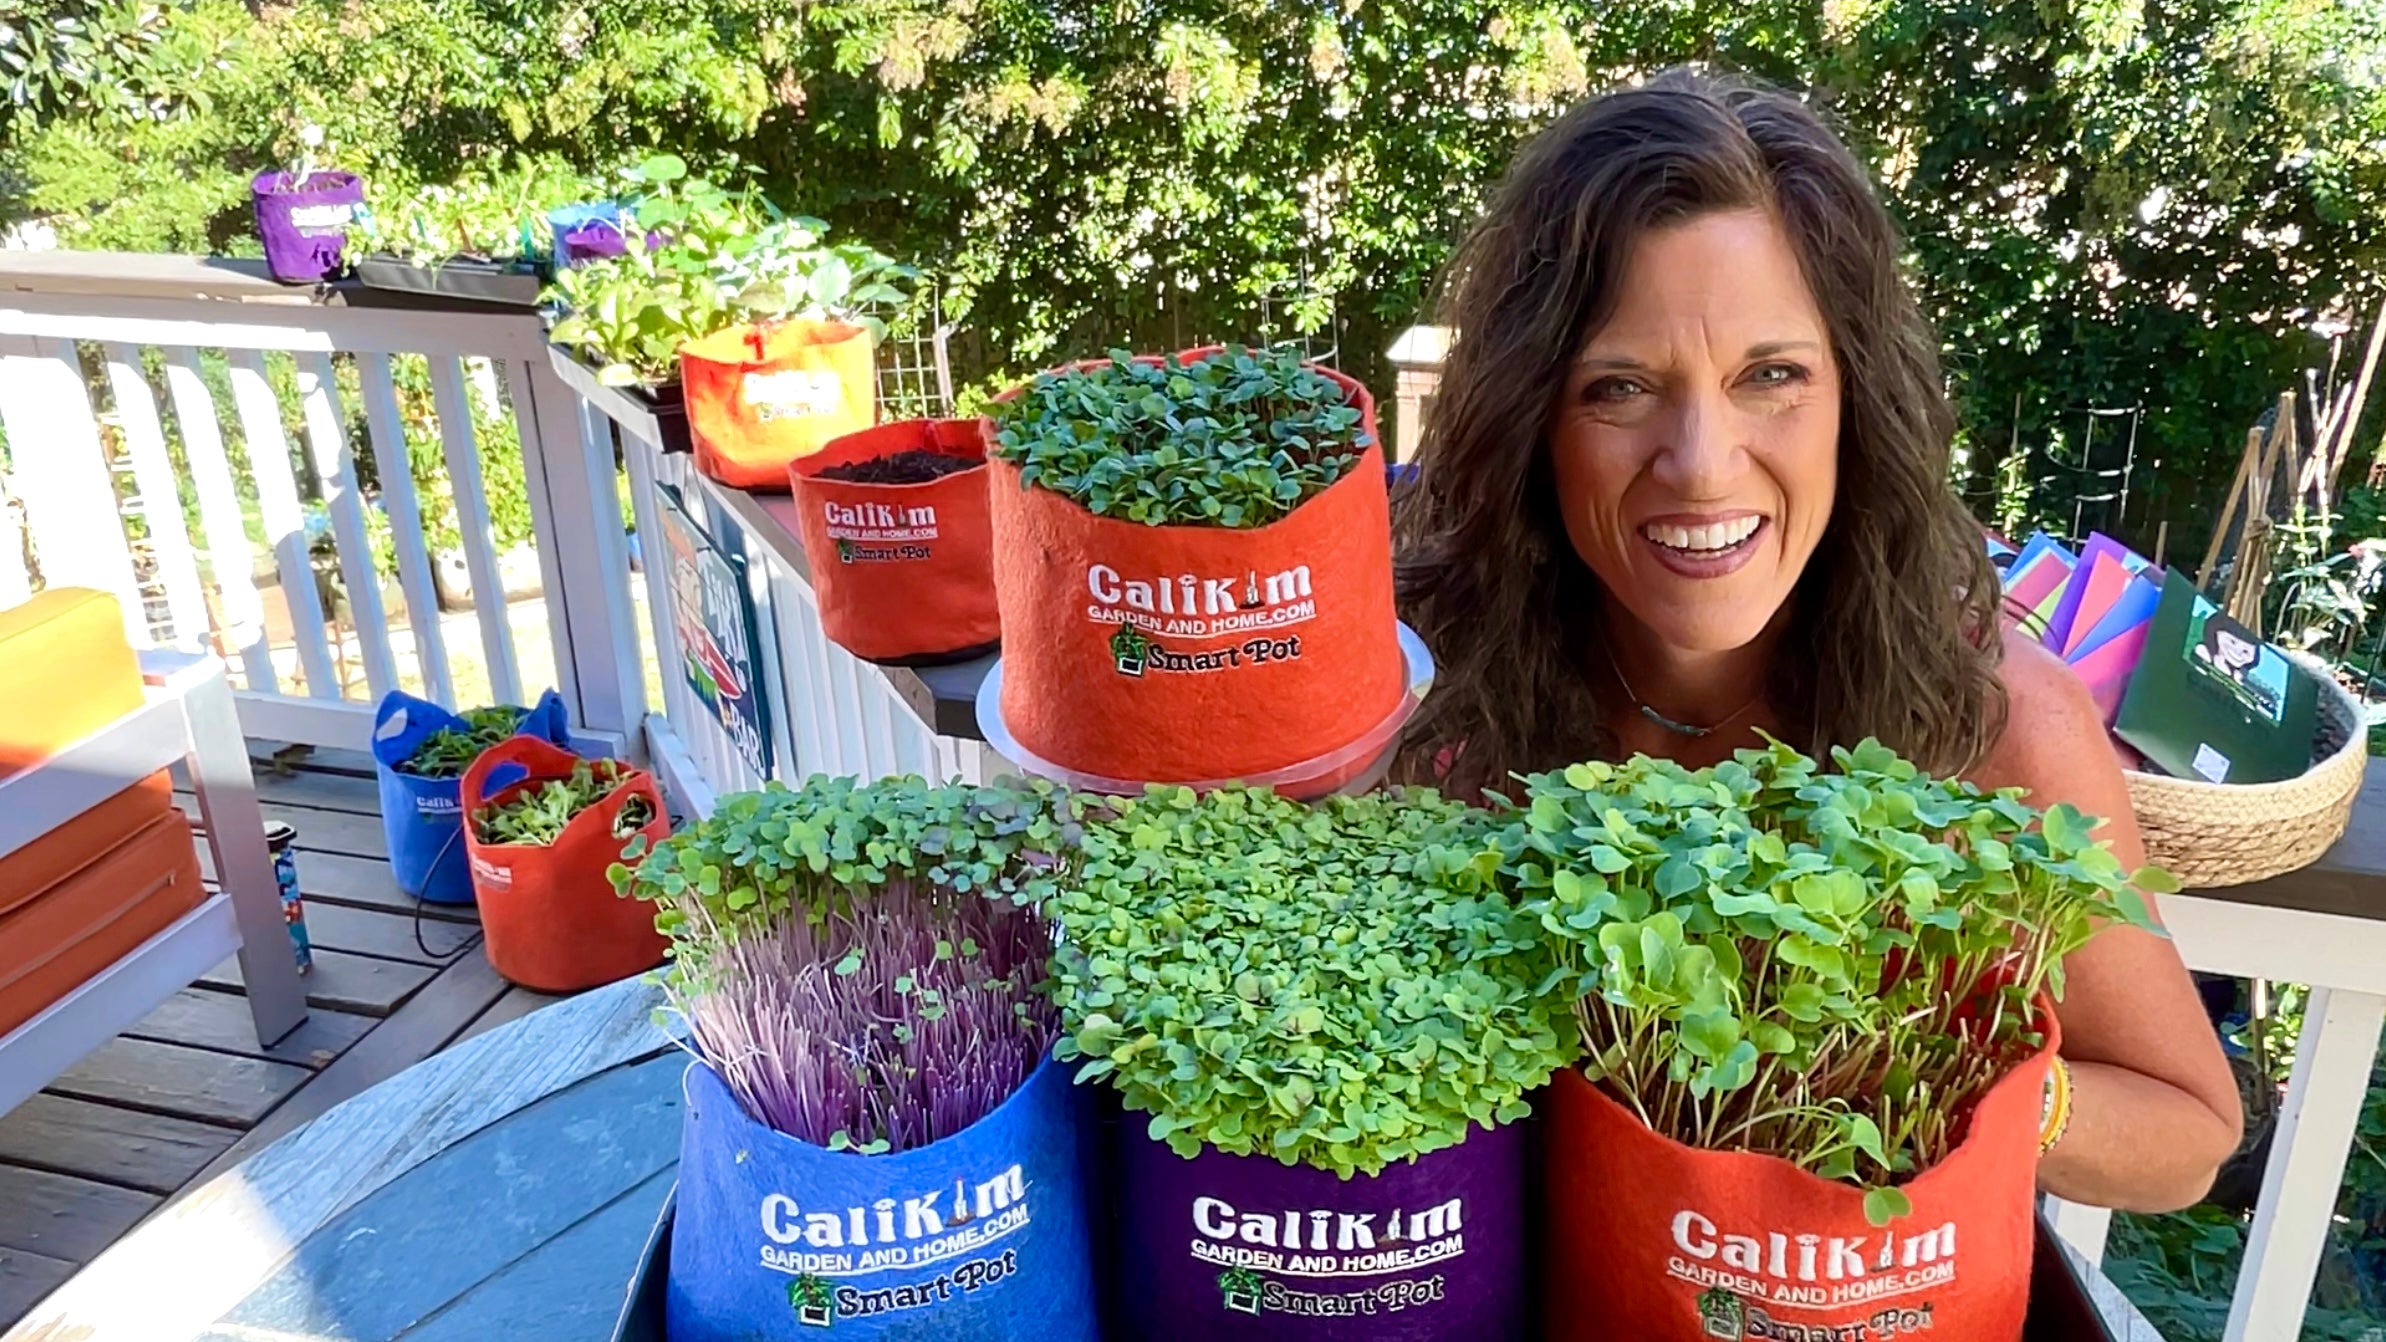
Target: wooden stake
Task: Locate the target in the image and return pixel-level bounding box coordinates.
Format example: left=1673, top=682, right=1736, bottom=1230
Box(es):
left=2153, top=519, right=2170, bottom=569
left=2299, top=380, right=2352, bottom=500
left=2245, top=393, right=2296, bottom=539
left=2326, top=295, right=2385, bottom=495
left=2198, top=425, right=2267, bottom=590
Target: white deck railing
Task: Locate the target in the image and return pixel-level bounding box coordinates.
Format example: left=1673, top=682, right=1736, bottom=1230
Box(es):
left=0, top=253, right=644, bottom=753
left=0, top=250, right=997, bottom=811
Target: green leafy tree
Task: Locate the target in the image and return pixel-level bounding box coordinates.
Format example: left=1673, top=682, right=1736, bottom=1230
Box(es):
left=7, top=0, right=2384, bottom=543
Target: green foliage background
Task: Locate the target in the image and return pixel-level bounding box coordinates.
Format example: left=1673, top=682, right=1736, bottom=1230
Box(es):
left=8, top=0, right=2386, bottom=559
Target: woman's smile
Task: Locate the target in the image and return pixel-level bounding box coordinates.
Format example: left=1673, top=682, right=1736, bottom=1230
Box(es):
left=1638, top=511, right=1767, bottom=578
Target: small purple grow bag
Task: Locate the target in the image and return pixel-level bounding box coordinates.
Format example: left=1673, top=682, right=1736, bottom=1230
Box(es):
left=252, top=170, right=364, bottom=283
left=1115, top=1118, right=1527, bottom=1341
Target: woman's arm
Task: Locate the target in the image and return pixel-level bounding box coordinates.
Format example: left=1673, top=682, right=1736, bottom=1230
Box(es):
left=1973, top=631, right=2244, bottom=1212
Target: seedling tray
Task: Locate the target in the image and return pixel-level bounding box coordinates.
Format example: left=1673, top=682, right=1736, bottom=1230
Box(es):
left=353, top=254, right=545, bottom=309
left=609, top=1193, right=2124, bottom=1341
left=547, top=343, right=693, bottom=455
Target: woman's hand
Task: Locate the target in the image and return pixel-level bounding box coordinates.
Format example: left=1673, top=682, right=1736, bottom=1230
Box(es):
left=1977, top=631, right=2244, bottom=1212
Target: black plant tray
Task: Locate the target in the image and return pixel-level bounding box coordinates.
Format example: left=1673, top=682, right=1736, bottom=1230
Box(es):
left=352, top=254, right=545, bottom=309
left=610, top=1194, right=2123, bottom=1341
left=547, top=342, right=693, bottom=455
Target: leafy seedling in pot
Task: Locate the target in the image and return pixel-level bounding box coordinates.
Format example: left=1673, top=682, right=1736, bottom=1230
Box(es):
left=397, top=705, right=527, bottom=779
left=1497, top=737, right=2172, bottom=1224
left=789, top=1274, right=835, bottom=1327
left=989, top=345, right=1371, bottom=528
left=1218, top=1266, right=1266, bottom=1316
left=471, top=759, right=640, bottom=846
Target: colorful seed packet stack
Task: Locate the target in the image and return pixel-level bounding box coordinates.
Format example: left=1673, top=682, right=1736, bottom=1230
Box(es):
left=1995, top=531, right=2162, bottom=725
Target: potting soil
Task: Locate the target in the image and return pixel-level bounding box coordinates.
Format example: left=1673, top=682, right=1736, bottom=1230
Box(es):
left=816, top=449, right=975, bottom=486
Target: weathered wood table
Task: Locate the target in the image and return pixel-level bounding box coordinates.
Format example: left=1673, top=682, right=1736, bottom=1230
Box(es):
left=1, top=976, right=677, bottom=1342
left=3, top=965, right=2176, bottom=1341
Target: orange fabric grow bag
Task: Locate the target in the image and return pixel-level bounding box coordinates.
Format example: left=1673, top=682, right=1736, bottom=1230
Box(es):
left=0, top=808, right=204, bottom=1038
left=1544, top=1009, right=2060, bottom=1342
left=984, top=352, right=1403, bottom=785
left=787, top=418, right=1000, bottom=664
left=681, top=318, right=876, bottom=490
left=461, top=738, right=670, bottom=993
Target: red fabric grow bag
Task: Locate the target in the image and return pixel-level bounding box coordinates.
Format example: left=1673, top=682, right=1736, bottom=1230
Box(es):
left=681, top=318, right=876, bottom=490
left=1544, top=1007, right=2060, bottom=1342
left=984, top=349, right=1403, bottom=785
left=787, top=418, right=1000, bottom=664
left=461, top=738, right=670, bottom=992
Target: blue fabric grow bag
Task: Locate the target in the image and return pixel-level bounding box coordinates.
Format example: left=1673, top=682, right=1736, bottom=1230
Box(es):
left=369, top=689, right=570, bottom=905
left=669, top=1053, right=1099, bottom=1342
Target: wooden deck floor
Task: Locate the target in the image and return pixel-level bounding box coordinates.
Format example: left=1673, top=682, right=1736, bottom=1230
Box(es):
left=0, top=747, right=576, bottom=1330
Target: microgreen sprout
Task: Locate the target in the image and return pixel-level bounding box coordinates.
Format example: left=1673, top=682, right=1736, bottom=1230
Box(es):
left=396, top=704, right=528, bottom=779
left=613, top=775, right=1087, bottom=1150
left=470, top=759, right=643, bottom=846
left=988, top=345, right=1372, bottom=528
left=1047, top=784, right=1574, bottom=1179
left=1495, top=737, right=2172, bottom=1223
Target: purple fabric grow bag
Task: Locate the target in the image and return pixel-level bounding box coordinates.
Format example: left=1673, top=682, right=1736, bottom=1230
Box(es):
left=252, top=170, right=363, bottom=282
left=1115, top=1119, right=1527, bottom=1341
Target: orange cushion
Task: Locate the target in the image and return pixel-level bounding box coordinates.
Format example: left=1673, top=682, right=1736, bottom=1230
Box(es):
left=0, top=808, right=206, bottom=1039
left=0, top=588, right=143, bottom=777
left=0, top=772, right=177, bottom=918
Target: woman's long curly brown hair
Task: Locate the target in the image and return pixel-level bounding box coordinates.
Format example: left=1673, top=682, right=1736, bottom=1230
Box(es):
left=1395, top=69, right=2006, bottom=797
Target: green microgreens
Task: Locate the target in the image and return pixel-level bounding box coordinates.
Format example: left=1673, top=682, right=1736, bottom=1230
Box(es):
left=1047, top=784, right=1574, bottom=1179
left=611, top=775, right=1085, bottom=1152
left=396, top=704, right=529, bottom=779
left=1494, top=736, right=2173, bottom=1224
left=987, top=345, right=1371, bottom=528
left=546, top=153, right=915, bottom=387
left=470, top=758, right=645, bottom=846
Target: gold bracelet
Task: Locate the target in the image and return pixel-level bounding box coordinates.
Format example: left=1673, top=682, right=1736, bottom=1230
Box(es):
left=2039, top=1056, right=2073, bottom=1155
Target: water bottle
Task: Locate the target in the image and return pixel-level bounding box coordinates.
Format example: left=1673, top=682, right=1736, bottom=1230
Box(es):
left=265, top=822, right=313, bottom=975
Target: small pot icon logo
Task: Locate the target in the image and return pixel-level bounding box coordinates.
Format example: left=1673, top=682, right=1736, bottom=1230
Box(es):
left=1697, top=1287, right=1745, bottom=1339
left=790, top=1274, right=836, bottom=1328
left=1111, top=621, right=1152, bottom=677
left=1218, top=1266, right=1265, bottom=1316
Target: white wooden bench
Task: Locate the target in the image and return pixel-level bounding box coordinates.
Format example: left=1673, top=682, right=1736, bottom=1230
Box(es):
left=0, top=649, right=307, bottom=1116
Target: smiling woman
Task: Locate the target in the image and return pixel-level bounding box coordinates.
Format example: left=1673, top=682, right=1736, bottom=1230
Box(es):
left=1395, top=68, right=2241, bottom=1216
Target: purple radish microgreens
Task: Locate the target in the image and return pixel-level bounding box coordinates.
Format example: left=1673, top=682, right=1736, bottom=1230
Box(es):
left=611, top=775, right=1086, bottom=1151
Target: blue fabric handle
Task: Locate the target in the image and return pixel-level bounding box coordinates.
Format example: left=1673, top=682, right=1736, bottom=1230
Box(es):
left=370, top=689, right=574, bottom=904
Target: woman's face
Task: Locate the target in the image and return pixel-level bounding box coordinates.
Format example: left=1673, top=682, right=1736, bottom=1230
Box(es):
left=1549, top=209, right=1841, bottom=655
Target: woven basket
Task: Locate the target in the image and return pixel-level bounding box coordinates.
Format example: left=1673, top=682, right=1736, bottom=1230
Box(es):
left=2126, top=652, right=2368, bottom=889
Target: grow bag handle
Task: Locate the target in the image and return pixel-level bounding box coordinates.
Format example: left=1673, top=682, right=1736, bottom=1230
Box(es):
left=460, top=735, right=583, bottom=818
